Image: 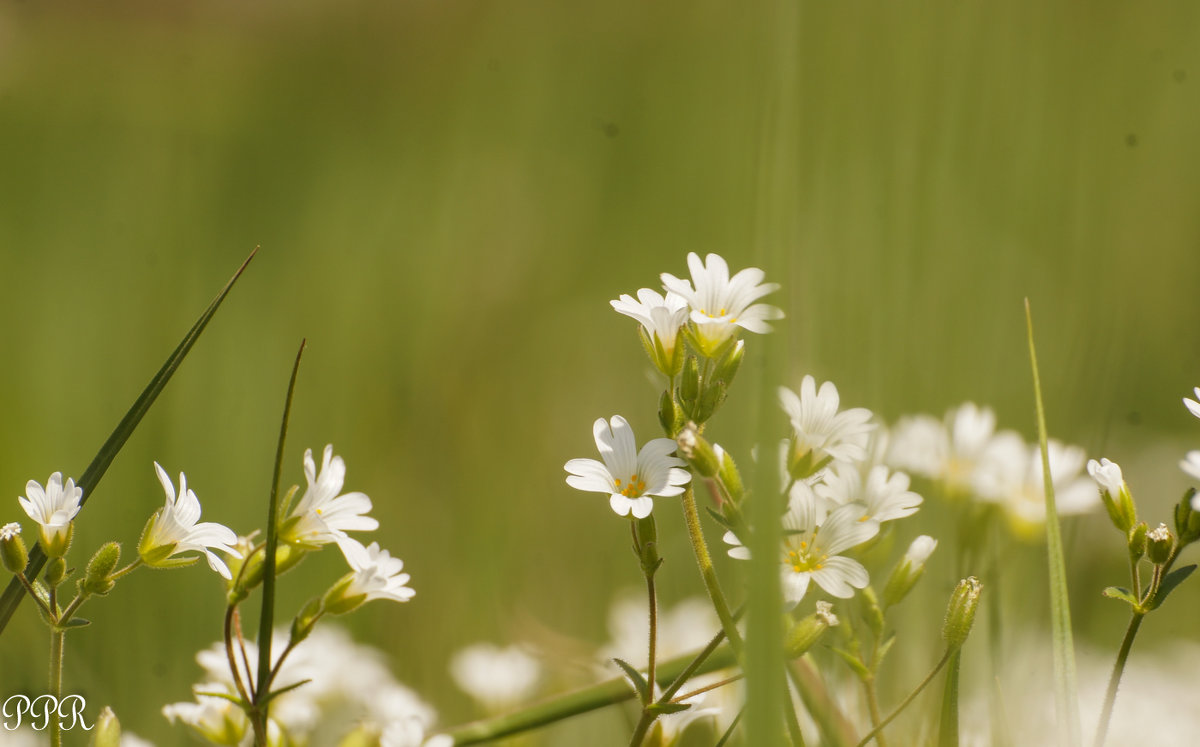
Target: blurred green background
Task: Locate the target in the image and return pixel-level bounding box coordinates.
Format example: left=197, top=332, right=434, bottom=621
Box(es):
left=1, top=0, right=1199, bottom=743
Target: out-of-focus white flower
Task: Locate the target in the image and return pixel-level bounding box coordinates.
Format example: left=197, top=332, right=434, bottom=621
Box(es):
left=139, top=463, right=241, bottom=579
left=661, top=252, right=783, bottom=355
left=904, top=535, right=938, bottom=567
left=280, top=445, right=378, bottom=548
left=816, top=463, right=923, bottom=523
left=564, top=415, right=691, bottom=518
left=162, top=690, right=249, bottom=746
left=779, top=377, right=874, bottom=472
left=1182, top=451, right=1200, bottom=483
left=725, top=482, right=878, bottom=605
left=450, top=643, right=541, bottom=712
left=1184, top=387, right=1200, bottom=420
left=18, top=472, right=82, bottom=557
left=978, top=441, right=1098, bottom=533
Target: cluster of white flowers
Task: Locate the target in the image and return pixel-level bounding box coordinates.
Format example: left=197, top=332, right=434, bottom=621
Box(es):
left=164, top=626, right=449, bottom=746
left=450, top=642, right=542, bottom=713
left=886, top=401, right=1097, bottom=532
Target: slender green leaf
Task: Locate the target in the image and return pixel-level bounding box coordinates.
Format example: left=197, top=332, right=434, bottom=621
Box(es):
left=1149, top=564, right=1196, bottom=610
left=59, top=617, right=91, bottom=629
left=1025, top=299, right=1081, bottom=747
left=612, top=657, right=650, bottom=704
left=255, top=341, right=306, bottom=711
left=1101, top=586, right=1139, bottom=607
left=0, top=248, right=257, bottom=636
left=647, top=702, right=691, bottom=716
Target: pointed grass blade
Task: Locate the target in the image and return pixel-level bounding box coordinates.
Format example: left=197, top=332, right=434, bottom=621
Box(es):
left=0, top=248, right=258, bottom=636
left=1025, top=299, right=1081, bottom=746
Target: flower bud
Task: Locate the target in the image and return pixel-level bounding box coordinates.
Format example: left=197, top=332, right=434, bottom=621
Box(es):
left=634, top=515, right=662, bottom=577
left=677, top=423, right=719, bottom=478
left=290, top=597, right=324, bottom=646
left=658, top=390, right=683, bottom=438
left=1, top=523, right=28, bottom=575
left=1128, top=522, right=1148, bottom=560
left=1174, top=488, right=1200, bottom=546
left=92, top=706, right=122, bottom=747
left=39, top=520, right=74, bottom=560
left=44, top=557, right=67, bottom=589
left=716, top=445, right=744, bottom=503
left=942, top=576, right=982, bottom=649
left=82, top=542, right=121, bottom=596
left=322, top=573, right=367, bottom=616
left=1147, top=523, right=1173, bottom=565
left=680, top=356, right=700, bottom=407
left=694, top=379, right=727, bottom=423
left=786, top=601, right=839, bottom=658
left=713, top=340, right=745, bottom=386
left=1087, top=458, right=1136, bottom=533
left=883, top=535, right=938, bottom=608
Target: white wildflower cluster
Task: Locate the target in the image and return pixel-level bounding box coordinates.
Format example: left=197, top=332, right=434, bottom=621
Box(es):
left=885, top=402, right=1098, bottom=533
left=164, top=626, right=449, bottom=747
left=450, top=643, right=542, bottom=713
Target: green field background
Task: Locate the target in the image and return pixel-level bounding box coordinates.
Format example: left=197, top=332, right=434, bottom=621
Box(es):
left=1, top=1, right=1199, bottom=743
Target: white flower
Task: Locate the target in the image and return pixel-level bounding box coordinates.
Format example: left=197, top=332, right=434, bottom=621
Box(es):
left=18, top=472, right=82, bottom=555
left=162, top=690, right=249, bottom=746
left=1086, top=458, right=1125, bottom=496
left=1183, top=451, right=1200, bottom=483
left=450, top=643, right=541, bottom=712
left=332, top=538, right=415, bottom=606
left=564, top=416, right=691, bottom=518
left=382, top=718, right=454, bottom=747
left=980, top=441, right=1099, bottom=531
left=816, top=463, right=923, bottom=523
left=611, top=289, right=690, bottom=368
left=139, top=463, right=241, bottom=579
left=280, top=445, right=379, bottom=547
left=778, top=377, right=874, bottom=470
left=726, top=482, right=878, bottom=606
left=661, top=252, right=783, bottom=354
left=1185, top=387, right=1200, bottom=420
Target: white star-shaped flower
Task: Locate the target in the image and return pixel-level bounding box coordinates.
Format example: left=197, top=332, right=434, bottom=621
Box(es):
left=724, top=482, right=878, bottom=606
left=610, top=289, right=690, bottom=373
left=816, top=463, right=923, bottom=523
left=280, top=445, right=379, bottom=548
left=333, top=538, right=415, bottom=606
left=779, top=376, right=874, bottom=472
left=661, top=252, right=783, bottom=355
left=18, top=472, right=82, bottom=556
left=564, top=416, right=691, bottom=518
left=139, top=463, right=241, bottom=579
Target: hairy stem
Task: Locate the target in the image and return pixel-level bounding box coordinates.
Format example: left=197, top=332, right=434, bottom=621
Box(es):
left=1093, top=612, right=1143, bottom=747
left=681, top=487, right=743, bottom=652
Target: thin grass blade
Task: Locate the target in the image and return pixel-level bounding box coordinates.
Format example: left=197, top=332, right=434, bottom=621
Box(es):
left=0, top=248, right=258, bottom=636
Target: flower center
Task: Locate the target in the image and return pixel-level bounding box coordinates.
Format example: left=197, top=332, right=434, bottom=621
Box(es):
left=613, top=474, right=647, bottom=498
left=785, top=540, right=826, bottom=572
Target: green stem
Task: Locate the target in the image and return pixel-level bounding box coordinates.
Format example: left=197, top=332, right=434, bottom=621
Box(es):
left=855, top=649, right=955, bottom=747
left=863, top=677, right=887, bottom=747
left=109, top=557, right=144, bottom=582
left=671, top=672, right=745, bottom=703
left=49, top=628, right=64, bottom=747
left=1092, top=612, right=1143, bottom=747
left=14, top=573, right=52, bottom=618
left=937, top=650, right=961, bottom=747
left=627, top=559, right=660, bottom=747
left=681, top=487, right=743, bottom=652
left=788, top=658, right=858, bottom=747
left=443, top=639, right=739, bottom=744
left=714, top=708, right=744, bottom=747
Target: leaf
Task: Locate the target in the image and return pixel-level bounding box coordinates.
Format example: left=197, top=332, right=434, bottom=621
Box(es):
left=612, top=658, right=650, bottom=704
left=831, top=647, right=870, bottom=680
left=59, top=618, right=91, bottom=629
left=648, top=702, right=692, bottom=716
left=0, top=248, right=257, bottom=637
left=1150, top=564, right=1197, bottom=610
left=262, top=678, right=312, bottom=706
left=875, top=633, right=897, bottom=666
left=705, top=506, right=734, bottom=531
left=1102, top=586, right=1139, bottom=608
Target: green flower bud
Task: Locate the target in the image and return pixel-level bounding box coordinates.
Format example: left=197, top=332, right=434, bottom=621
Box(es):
left=786, top=601, right=839, bottom=658
left=291, top=597, right=324, bottom=646
left=44, top=557, right=67, bottom=589
left=82, top=542, right=121, bottom=596
left=694, top=379, right=727, bottom=423
left=680, top=356, right=700, bottom=407
left=1147, top=523, right=1173, bottom=565
left=658, top=390, right=683, bottom=438
left=1, top=523, right=28, bottom=575
left=883, top=536, right=938, bottom=608
left=942, top=576, right=982, bottom=650
left=322, top=573, right=367, bottom=616
left=713, top=339, right=745, bottom=386
left=91, top=706, right=122, bottom=747
left=1128, top=522, right=1148, bottom=560
left=1174, top=488, right=1200, bottom=546
left=634, top=515, right=662, bottom=577
left=717, top=446, right=744, bottom=503
left=676, top=423, right=719, bottom=478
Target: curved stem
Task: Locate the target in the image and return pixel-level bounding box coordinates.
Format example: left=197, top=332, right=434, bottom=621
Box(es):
left=681, top=487, right=743, bottom=652
left=855, top=649, right=955, bottom=747
left=48, top=628, right=64, bottom=747
left=14, top=573, right=52, bottom=618
left=1093, top=612, right=1143, bottom=747
left=223, top=604, right=253, bottom=706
